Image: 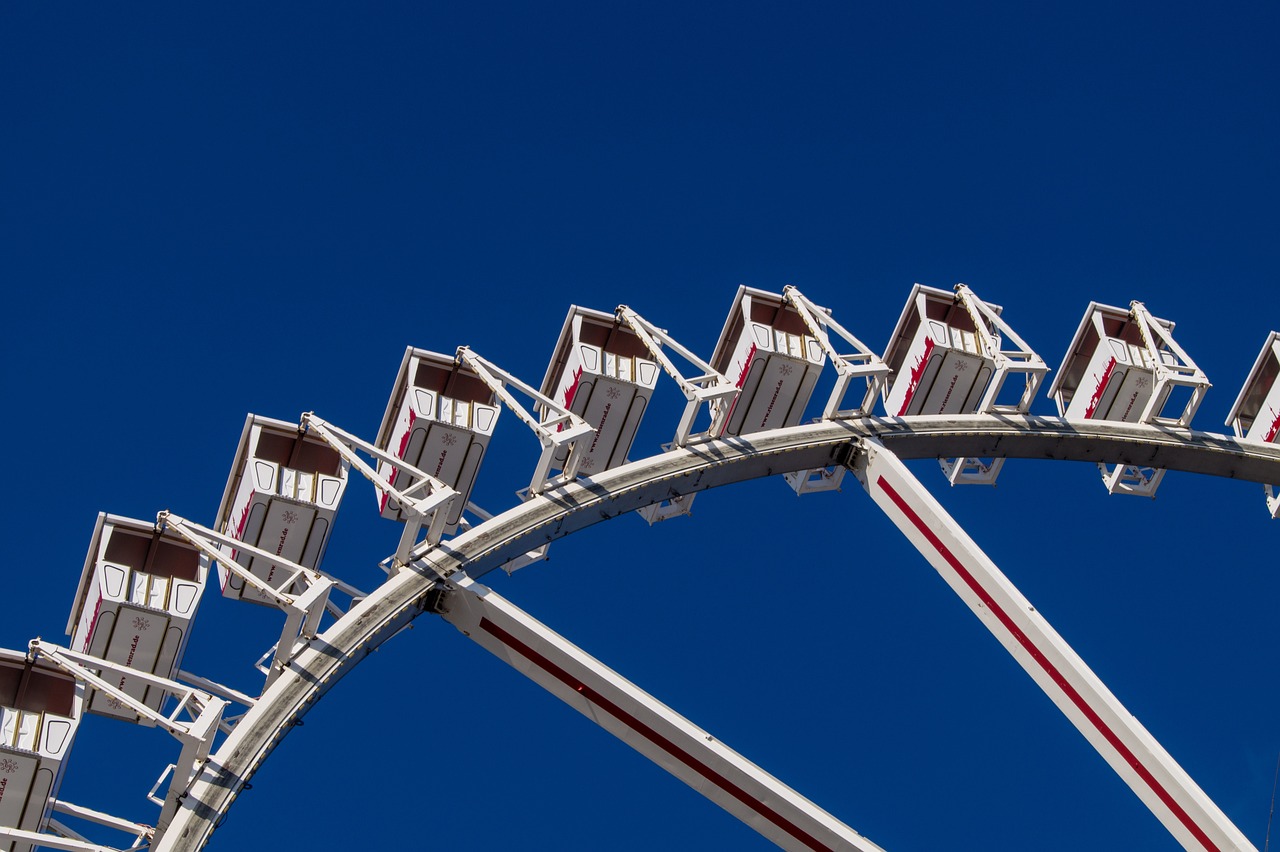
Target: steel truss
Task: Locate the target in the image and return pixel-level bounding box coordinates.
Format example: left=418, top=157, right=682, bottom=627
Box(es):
left=149, top=415, right=1280, bottom=852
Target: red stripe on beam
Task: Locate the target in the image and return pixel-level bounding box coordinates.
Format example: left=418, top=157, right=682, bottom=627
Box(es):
left=477, top=615, right=838, bottom=852
left=875, top=475, right=1219, bottom=852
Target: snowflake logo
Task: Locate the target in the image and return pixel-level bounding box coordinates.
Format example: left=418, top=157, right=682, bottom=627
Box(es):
left=104, top=695, right=125, bottom=710
left=281, top=509, right=299, bottom=525
left=1134, top=375, right=1149, bottom=389
left=0, top=758, right=18, bottom=774
left=580, top=456, right=597, bottom=471
left=778, top=363, right=794, bottom=377
left=606, top=386, right=622, bottom=400
left=132, top=616, right=151, bottom=632
left=953, top=360, right=969, bottom=372
left=441, top=432, right=458, bottom=446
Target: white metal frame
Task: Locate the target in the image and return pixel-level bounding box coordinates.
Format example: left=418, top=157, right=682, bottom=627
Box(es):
left=435, top=576, right=886, bottom=852
left=150, top=415, right=1280, bottom=852
left=936, top=284, right=1050, bottom=485
left=300, top=412, right=458, bottom=569
left=614, top=306, right=739, bottom=522
left=1103, top=301, right=1211, bottom=496
left=849, top=438, right=1250, bottom=851
left=26, top=640, right=227, bottom=838
left=779, top=285, right=891, bottom=493
left=156, top=513, right=331, bottom=689
left=456, top=347, right=595, bottom=497
left=615, top=306, right=739, bottom=448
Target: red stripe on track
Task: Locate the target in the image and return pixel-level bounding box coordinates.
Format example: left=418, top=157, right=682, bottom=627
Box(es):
left=478, top=615, right=838, bottom=852
left=875, top=475, right=1219, bottom=852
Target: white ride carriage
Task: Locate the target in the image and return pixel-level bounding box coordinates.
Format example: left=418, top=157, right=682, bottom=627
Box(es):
left=1048, top=301, right=1211, bottom=496
left=66, top=514, right=207, bottom=720
left=1226, top=331, right=1280, bottom=516
left=0, top=651, right=82, bottom=852
left=375, top=348, right=500, bottom=531
left=540, top=307, right=661, bottom=476
left=215, top=414, right=349, bottom=604
left=881, top=284, right=1047, bottom=484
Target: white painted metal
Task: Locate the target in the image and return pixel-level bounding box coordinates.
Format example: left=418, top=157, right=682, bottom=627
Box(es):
left=456, top=347, right=595, bottom=498
left=881, top=284, right=1047, bottom=485
left=152, top=416, right=1280, bottom=852
left=374, top=347, right=500, bottom=531
left=214, top=414, right=348, bottom=604
left=25, top=641, right=226, bottom=840
left=1226, top=331, right=1280, bottom=517
left=0, top=649, right=82, bottom=852
left=539, top=306, right=661, bottom=477
left=158, top=513, right=331, bottom=689
left=777, top=285, right=890, bottom=493
left=1050, top=301, right=1211, bottom=496
left=614, top=305, right=738, bottom=522
left=65, top=514, right=207, bottom=721
left=0, top=826, right=118, bottom=852
left=849, top=438, right=1251, bottom=852
left=436, top=576, right=885, bottom=852
left=301, top=413, right=458, bottom=568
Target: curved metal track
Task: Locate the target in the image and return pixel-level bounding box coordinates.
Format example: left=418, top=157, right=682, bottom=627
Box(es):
left=155, top=415, right=1280, bottom=851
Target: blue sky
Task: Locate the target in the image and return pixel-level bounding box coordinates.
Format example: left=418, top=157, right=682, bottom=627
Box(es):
left=2, top=3, right=1278, bottom=850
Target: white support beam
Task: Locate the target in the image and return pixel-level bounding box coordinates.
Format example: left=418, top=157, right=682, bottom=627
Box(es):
left=27, top=641, right=228, bottom=839
left=782, top=285, right=890, bottom=420
left=616, top=306, right=739, bottom=448
left=456, top=347, right=595, bottom=497
left=849, top=438, right=1252, bottom=852
left=780, top=285, right=891, bottom=493
left=0, top=826, right=120, bottom=852
left=300, top=412, right=457, bottom=567
left=435, top=577, right=885, bottom=852
left=157, top=513, right=332, bottom=687
left=50, top=800, right=152, bottom=849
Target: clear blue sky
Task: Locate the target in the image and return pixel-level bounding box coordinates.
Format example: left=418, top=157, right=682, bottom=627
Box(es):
left=2, top=3, right=1277, bottom=850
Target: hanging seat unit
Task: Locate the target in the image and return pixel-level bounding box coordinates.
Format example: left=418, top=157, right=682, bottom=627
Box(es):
left=1048, top=300, right=1210, bottom=496
left=881, top=284, right=1047, bottom=484
left=1225, top=331, right=1280, bottom=517
left=709, top=287, right=827, bottom=438
left=215, top=414, right=349, bottom=605
left=539, top=307, right=660, bottom=475
left=0, top=649, right=82, bottom=852
left=65, top=514, right=207, bottom=720
left=375, top=348, right=500, bottom=532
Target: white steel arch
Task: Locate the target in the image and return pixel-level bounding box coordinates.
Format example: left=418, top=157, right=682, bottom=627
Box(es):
left=152, top=415, right=1280, bottom=852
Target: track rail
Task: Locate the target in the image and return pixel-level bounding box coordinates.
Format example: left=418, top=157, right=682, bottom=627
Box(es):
left=155, top=415, right=1280, bottom=851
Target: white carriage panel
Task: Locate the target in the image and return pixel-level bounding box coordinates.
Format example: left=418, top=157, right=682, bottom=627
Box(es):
left=378, top=382, right=498, bottom=524
left=218, top=417, right=347, bottom=604
left=574, top=378, right=648, bottom=474
left=0, top=654, right=80, bottom=851
left=885, top=322, right=995, bottom=417
left=86, top=605, right=171, bottom=719
left=1063, top=338, right=1160, bottom=422
left=1245, top=374, right=1280, bottom=443
left=733, top=354, right=823, bottom=435
left=67, top=517, right=207, bottom=707
left=546, top=318, right=658, bottom=473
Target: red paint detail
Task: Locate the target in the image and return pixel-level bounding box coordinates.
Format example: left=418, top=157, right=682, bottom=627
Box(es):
left=1264, top=407, right=1280, bottom=444
left=382, top=408, right=417, bottom=513
left=897, top=337, right=937, bottom=416
left=721, top=343, right=759, bottom=431
left=478, top=616, right=838, bottom=852
left=560, top=366, right=585, bottom=432
left=1083, top=358, right=1117, bottom=419
left=874, top=474, right=1221, bottom=852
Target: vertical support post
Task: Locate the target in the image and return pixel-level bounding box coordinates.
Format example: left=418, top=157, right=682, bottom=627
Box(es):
left=849, top=438, right=1252, bottom=852
left=434, top=577, right=885, bottom=852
